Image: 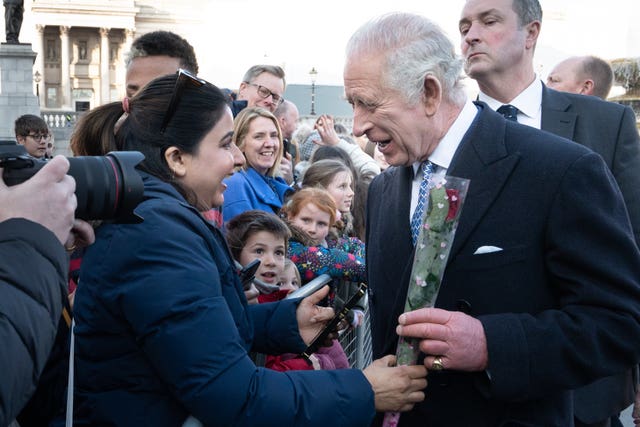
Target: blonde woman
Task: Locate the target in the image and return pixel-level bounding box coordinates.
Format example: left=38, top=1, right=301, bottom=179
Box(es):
left=223, top=107, right=294, bottom=222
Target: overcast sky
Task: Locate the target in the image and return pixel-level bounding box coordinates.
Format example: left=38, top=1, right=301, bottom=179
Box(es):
left=189, top=0, right=640, bottom=91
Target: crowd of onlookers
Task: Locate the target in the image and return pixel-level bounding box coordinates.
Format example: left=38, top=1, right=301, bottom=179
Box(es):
left=4, top=0, right=640, bottom=426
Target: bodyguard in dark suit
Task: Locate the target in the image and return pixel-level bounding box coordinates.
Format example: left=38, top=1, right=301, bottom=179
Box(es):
left=540, top=86, right=640, bottom=245
left=460, top=0, right=640, bottom=425
left=344, top=11, right=640, bottom=427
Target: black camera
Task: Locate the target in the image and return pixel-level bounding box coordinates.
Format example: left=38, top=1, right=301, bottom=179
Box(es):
left=0, top=141, right=144, bottom=221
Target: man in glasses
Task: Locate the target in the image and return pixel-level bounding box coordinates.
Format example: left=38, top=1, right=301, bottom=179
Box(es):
left=231, top=64, right=294, bottom=184
left=14, top=114, right=51, bottom=159
left=232, top=64, right=286, bottom=116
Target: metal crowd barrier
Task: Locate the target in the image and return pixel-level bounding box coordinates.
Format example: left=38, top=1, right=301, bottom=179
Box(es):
left=338, top=292, right=372, bottom=370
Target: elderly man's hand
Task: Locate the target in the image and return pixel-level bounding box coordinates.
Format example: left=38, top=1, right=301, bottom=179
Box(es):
left=396, top=307, right=489, bottom=372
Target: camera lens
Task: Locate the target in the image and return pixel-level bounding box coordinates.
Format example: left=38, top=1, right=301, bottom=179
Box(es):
left=69, top=151, right=144, bottom=220
left=1, top=141, right=144, bottom=221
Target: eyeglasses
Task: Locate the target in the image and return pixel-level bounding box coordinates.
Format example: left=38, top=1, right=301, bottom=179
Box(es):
left=244, top=82, right=284, bottom=106
left=25, top=133, right=51, bottom=142
left=160, top=68, right=207, bottom=134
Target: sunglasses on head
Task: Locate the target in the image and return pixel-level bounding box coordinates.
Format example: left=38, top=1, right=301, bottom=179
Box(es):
left=160, top=68, right=207, bottom=134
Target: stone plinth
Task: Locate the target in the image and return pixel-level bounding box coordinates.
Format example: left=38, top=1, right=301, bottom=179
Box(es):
left=0, top=43, right=39, bottom=140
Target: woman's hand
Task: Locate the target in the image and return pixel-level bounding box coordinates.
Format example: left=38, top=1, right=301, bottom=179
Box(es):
left=632, top=386, right=640, bottom=425
left=296, top=285, right=335, bottom=345
left=64, top=219, right=95, bottom=252
left=363, top=355, right=428, bottom=412
left=244, top=283, right=259, bottom=305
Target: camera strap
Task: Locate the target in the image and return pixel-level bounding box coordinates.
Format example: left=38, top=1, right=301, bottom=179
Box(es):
left=65, top=320, right=74, bottom=427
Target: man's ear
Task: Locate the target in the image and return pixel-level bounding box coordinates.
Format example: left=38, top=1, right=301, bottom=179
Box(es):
left=524, top=21, right=541, bottom=50
left=16, top=135, right=26, bottom=145
left=164, top=146, right=188, bottom=178
left=423, top=75, right=442, bottom=117
left=580, top=79, right=595, bottom=96
left=238, top=81, right=248, bottom=95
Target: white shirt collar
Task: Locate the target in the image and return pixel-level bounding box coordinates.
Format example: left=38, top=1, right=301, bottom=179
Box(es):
left=410, top=99, right=478, bottom=219
left=478, top=78, right=543, bottom=128
left=412, top=98, right=478, bottom=175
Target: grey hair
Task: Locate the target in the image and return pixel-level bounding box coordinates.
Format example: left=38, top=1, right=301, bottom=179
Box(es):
left=512, top=0, right=543, bottom=27
left=581, top=56, right=614, bottom=99
left=274, top=99, right=294, bottom=118
left=345, top=12, right=465, bottom=106
left=242, top=64, right=287, bottom=90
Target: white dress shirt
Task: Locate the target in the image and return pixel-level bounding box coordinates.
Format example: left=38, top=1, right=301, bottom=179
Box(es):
left=478, top=78, right=543, bottom=129
left=410, top=99, right=479, bottom=220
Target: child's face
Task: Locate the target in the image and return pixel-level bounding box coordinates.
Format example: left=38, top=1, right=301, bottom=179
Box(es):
left=279, top=265, right=300, bottom=293
left=326, top=171, right=354, bottom=213
left=289, top=202, right=331, bottom=244
left=239, top=231, right=286, bottom=285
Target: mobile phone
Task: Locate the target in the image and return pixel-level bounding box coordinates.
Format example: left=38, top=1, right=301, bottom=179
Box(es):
left=285, top=274, right=332, bottom=300
left=282, top=138, right=291, bottom=156
left=237, top=259, right=260, bottom=291
left=301, top=282, right=367, bottom=360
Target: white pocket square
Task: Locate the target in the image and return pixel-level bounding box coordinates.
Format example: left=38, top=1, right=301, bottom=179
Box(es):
left=473, top=246, right=503, bottom=255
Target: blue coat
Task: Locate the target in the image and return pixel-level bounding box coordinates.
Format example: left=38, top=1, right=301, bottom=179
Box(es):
left=73, top=173, right=373, bottom=427
left=222, top=167, right=293, bottom=222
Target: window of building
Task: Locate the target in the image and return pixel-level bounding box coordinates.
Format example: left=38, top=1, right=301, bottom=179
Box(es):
left=75, top=101, right=90, bottom=112
left=46, top=86, right=59, bottom=108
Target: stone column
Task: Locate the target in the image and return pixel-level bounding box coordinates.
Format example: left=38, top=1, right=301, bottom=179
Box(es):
left=124, top=28, right=134, bottom=59
left=100, top=27, right=110, bottom=105
left=0, top=45, right=39, bottom=139
left=34, top=24, right=45, bottom=106
left=60, top=26, right=71, bottom=109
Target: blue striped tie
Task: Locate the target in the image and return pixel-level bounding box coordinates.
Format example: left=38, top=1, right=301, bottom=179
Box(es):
left=410, top=161, right=434, bottom=244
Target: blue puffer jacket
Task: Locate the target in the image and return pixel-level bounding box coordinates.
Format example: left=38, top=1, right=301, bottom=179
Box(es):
left=73, top=173, right=373, bottom=427
left=222, top=167, right=293, bottom=222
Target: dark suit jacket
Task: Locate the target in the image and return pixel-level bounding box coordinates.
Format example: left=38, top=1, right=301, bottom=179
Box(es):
left=541, top=85, right=640, bottom=423
left=541, top=85, right=640, bottom=245
left=366, top=103, right=640, bottom=427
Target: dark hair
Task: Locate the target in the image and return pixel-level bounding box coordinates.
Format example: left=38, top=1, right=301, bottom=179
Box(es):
left=225, top=210, right=291, bottom=261
left=301, top=159, right=354, bottom=196
left=333, top=123, right=349, bottom=135
left=310, top=145, right=356, bottom=172
left=14, top=114, right=48, bottom=137
left=70, top=103, right=121, bottom=156
left=71, top=73, right=229, bottom=209
left=308, top=146, right=370, bottom=241
left=126, top=31, right=199, bottom=74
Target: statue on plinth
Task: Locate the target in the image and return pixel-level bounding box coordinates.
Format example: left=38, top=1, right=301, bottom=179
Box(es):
left=4, top=0, right=23, bottom=44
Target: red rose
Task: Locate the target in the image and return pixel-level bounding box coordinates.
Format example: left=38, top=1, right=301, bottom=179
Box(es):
left=446, top=189, right=460, bottom=221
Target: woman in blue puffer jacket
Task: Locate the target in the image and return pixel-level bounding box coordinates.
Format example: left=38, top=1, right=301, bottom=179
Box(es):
left=71, top=70, right=426, bottom=427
